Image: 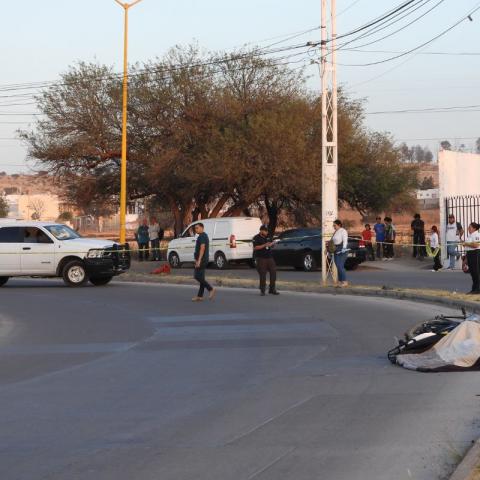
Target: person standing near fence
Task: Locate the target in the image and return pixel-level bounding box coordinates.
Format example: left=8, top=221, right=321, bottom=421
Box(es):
left=445, top=214, right=464, bottom=270
left=411, top=213, right=426, bottom=260
left=135, top=219, right=150, bottom=261
left=332, top=219, right=349, bottom=287
left=149, top=217, right=161, bottom=262
left=192, top=223, right=216, bottom=302
left=462, top=222, right=480, bottom=295
left=428, top=226, right=442, bottom=272
left=361, top=224, right=375, bottom=261
left=384, top=217, right=396, bottom=260
left=373, top=217, right=385, bottom=260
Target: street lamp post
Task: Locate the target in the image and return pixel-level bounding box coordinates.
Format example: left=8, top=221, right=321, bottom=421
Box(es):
left=114, top=0, right=143, bottom=244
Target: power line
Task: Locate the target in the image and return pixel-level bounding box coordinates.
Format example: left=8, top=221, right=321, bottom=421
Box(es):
left=367, top=104, right=480, bottom=115
left=340, top=2, right=480, bottom=66
left=335, top=0, right=445, bottom=51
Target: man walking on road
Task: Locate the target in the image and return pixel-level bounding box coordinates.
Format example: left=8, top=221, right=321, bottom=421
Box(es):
left=192, top=223, right=216, bottom=302
left=253, top=225, right=279, bottom=296
left=445, top=214, right=464, bottom=270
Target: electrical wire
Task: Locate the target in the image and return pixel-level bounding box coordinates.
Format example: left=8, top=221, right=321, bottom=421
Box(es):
left=340, top=2, right=480, bottom=67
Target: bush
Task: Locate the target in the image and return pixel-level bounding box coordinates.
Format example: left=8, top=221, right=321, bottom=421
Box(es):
left=57, top=211, right=74, bottom=222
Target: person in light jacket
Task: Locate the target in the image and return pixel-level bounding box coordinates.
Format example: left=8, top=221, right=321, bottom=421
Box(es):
left=332, top=219, right=349, bottom=287
left=429, top=225, right=442, bottom=272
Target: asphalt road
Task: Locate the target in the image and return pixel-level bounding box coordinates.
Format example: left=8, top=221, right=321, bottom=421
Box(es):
left=1, top=280, right=479, bottom=480
left=132, top=257, right=473, bottom=293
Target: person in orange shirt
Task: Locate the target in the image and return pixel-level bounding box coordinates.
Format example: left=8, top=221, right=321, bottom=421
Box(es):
left=361, top=224, right=375, bottom=261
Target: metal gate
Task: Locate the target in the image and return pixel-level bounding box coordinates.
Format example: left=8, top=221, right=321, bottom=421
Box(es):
left=444, top=195, right=480, bottom=233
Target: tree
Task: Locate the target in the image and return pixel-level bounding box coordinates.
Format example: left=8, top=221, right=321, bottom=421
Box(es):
left=440, top=140, right=452, bottom=151
left=0, top=196, right=8, bottom=218
left=22, top=45, right=419, bottom=234
left=419, top=176, right=434, bottom=190
left=28, top=198, right=46, bottom=220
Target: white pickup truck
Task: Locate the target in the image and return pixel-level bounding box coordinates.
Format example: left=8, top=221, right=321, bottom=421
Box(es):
left=0, top=221, right=130, bottom=287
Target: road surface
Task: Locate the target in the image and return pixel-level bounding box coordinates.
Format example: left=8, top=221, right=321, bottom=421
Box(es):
left=0, top=279, right=479, bottom=480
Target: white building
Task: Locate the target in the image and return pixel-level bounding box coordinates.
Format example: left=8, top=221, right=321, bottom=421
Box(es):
left=6, top=193, right=60, bottom=221
left=416, top=188, right=439, bottom=209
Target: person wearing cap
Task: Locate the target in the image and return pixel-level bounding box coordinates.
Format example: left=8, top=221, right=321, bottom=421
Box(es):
left=445, top=214, right=464, bottom=270
left=253, top=225, right=279, bottom=296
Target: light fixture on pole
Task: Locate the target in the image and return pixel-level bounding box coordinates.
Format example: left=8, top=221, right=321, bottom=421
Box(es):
left=321, top=0, right=339, bottom=285
left=114, top=0, right=144, bottom=244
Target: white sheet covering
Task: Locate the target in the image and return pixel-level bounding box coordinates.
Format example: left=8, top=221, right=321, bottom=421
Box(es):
left=397, top=321, right=480, bottom=371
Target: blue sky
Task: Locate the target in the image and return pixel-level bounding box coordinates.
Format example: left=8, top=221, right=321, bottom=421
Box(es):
left=1, top=0, right=480, bottom=172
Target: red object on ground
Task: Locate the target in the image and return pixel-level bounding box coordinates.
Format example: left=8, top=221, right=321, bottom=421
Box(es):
left=151, top=264, right=171, bottom=275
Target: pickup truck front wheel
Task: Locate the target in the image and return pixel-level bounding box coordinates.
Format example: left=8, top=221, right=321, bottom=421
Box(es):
left=62, top=260, right=88, bottom=287
left=0, top=277, right=9, bottom=287
left=90, top=276, right=113, bottom=286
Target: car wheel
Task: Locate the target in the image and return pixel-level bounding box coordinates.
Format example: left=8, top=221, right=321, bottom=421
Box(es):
left=168, top=252, right=181, bottom=268
left=62, top=260, right=88, bottom=287
left=214, top=252, right=228, bottom=270
left=90, top=276, right=113, bottom=286
left=0, top=277, right=9, bottom=287
left=248, top=258, right=257, bottom=268
left=302, top=252, right=317, bottom=272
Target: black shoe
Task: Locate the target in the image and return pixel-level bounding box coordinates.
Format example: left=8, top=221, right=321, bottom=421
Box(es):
left=269, top=290, right=280, bottom=295
left=466, top=290, right=480, bottom=295
left=260, top=291, right=266, bottom=296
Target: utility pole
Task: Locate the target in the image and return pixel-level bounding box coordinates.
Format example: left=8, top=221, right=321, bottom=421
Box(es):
left=321, top=0, right=339, bottom=285
left=114, top=0, right=144, bottom=244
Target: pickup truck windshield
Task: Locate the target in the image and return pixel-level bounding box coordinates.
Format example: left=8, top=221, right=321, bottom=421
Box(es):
left=45, top=225, right=81, bottom=241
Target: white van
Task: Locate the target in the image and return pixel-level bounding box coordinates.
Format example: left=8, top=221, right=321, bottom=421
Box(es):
left=167, top=217, right=262, bottom=269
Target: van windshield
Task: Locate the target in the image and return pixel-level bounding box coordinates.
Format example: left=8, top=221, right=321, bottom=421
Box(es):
left=45, top=225, right=81, bottom=241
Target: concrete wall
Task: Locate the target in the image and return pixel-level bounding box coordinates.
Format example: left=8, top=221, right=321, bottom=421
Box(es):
left=439, top=151, right=480, bottom=262
left=6, top=194, right=60, bottom=221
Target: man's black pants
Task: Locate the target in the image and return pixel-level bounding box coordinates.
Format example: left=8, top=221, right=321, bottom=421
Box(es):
left=256, top=257, right=277, bottom=293
left=413, top=233, right=426, bottom=258
left=467, top=250, right=480, bottom=292
left=194, top=267, right=213, bottom=297
left=138, top=242, right=149, bottom=261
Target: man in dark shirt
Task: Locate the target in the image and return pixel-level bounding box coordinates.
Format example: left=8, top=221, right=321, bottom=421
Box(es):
left=411, top=213, right=426, bottom=259
left=192, top=223, right=216, bottom=302
left=253, top=225, right=279, bottom=296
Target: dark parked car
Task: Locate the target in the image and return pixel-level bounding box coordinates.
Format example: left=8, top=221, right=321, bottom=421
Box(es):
left=271, top=228, right=366, bottom=272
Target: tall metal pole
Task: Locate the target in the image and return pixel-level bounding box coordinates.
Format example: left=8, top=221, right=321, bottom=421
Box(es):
left=321, top=0, right=339, bottom=285
left=114, top=0, right=143, bottom=244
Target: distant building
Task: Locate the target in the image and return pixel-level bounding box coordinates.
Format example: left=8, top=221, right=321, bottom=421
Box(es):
left=6, top=193, right=60, bottom=221
left=416, top=188, right=439, bottom=209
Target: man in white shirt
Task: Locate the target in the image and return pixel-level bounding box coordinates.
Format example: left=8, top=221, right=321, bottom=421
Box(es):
left=463, top=222, right=480, bottom=294
left=445, top=214, right=464, bottom=270
left=149, top=217, right=161, bottom=262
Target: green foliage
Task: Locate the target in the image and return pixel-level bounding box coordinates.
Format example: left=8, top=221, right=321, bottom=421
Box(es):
left=0, top=196, right=9, bottom=218
left=57, top=211, right=74, bottom=222
left=419, top=176, right=435, bottom=190
left=22, top=45, right=417, bottom=232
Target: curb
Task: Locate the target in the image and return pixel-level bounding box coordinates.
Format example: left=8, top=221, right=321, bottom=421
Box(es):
left=449, top=439, right=480, bottom=480
left=117, top=273, right=480, bottom=312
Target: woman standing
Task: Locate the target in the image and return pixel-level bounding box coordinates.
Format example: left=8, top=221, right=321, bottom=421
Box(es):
left=429, top=226, right=442, bottom=272
left=463, top=222, right=480, bottom=295
left=332, top=219, right=349, bottom=287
